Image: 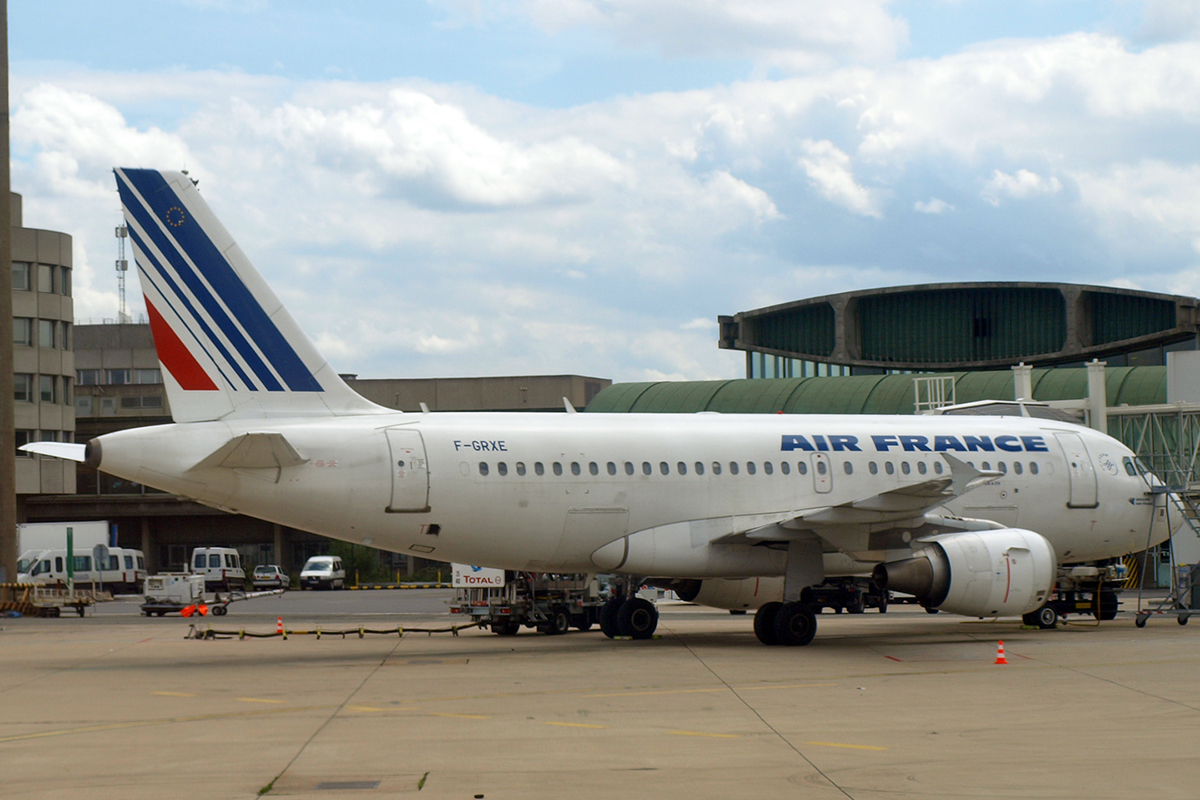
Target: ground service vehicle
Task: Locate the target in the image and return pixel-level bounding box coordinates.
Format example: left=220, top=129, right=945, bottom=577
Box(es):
left=18, top=547, right=147, bottom=593
left=450, top=570, right=607, bottom=635
left=190, top=547, right=246, bottom=590
left=299, top=556, right=345, bottom=590
left=25, top=169, right=1178, bottom=647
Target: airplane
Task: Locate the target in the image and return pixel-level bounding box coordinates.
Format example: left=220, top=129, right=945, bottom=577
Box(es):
left=22, top=168, right=1174, bottom=646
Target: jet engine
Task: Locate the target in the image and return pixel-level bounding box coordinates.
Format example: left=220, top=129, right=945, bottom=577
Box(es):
left=872, top=528, right=1055, bottom=617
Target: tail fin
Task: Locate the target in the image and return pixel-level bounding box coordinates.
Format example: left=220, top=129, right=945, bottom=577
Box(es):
left=114, top=168, right=384, bottom=422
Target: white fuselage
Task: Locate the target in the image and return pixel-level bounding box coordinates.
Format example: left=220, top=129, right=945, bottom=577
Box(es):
left=91, top=411, right=1166, bottom=577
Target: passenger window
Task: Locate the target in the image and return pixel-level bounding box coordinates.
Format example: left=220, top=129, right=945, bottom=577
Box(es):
left=901, top=462, right=911, bottom=475
left=1030, top=462, right=1039, bottom=475
left=780, top=461, right=790, bottom=475
left=869, top=461, right=878, bottom=475
left=589, top=462, right=599, bottom=476
left=816, top=461, right=826, bottom=475
left=998, top=462, right=1007, bottom=474
left=746, top=462, right=757, bottom=475
left=917, top=461, right=927, bottom=475
left=516, top=462, right=526, bottom=476
left=843, top=461, right=853, bottom=475
left=660, top=462, right=670, bottom=475
left=535, top=462, right=545, bottom=476
left=625, top=462, right=635, bottom=476
left=553, top=462, right=563, bottom=476
left=695, top=461, right=705, bottom=475
left=571, top=462, right=581, bottom=476
left=1014, top=461, right=1023, bottom=475
left=763, top=461, right=773, bottom=475
left=677, top=462, right=688, bottom=475
left=498, top=462, right=508, bottom=476
left=933, top=461, right=944, bottom=475
left=982, top=461, right=991, bottom=471
left=885, top=462, right=894, bottom=475
left=712, top=462, right=723, bottom=475
left=729, top=462, right=740, bottom=475
left=797, top=461, right=807, bottom=475
left=479, top=462, right=490, bottom=476
left=642, top=462, right=652, bottom=476
left=607, top=462, right=617, bottom=476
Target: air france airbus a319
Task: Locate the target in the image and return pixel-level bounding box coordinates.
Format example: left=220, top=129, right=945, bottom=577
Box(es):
left=24, top=169, right=1174, bottom=646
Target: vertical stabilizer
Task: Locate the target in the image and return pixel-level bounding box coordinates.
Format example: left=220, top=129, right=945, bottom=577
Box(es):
left=114, top=168, right=385, bottom=422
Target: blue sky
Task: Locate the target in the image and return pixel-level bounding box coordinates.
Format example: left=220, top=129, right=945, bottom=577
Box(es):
left=10, top=1, right=1200, bottom=381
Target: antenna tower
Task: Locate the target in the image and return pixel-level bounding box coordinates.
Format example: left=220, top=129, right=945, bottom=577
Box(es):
left=115, top=224, right=130, bottom=323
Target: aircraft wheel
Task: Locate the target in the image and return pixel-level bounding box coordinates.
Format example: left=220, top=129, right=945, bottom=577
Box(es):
left=1023, top=604, right=1058, bottom=629
left=925, top=606, right=940, bottom=614
left=617, top=598, right=658, bottom=639
left=492, top=621, right=520, bottom=636
left=754, top=602, right=782, bottom=646
left=878, top=592, right=889, bottom=614
left=212, top=605, right=228, bottom=617
left=599, top=597, right=622, bottom=639
left=1135, top=615, right=1148, bottom=628
left=773, top=602, right=817, bottom=647
left=846, top=593, right=865, bottom=614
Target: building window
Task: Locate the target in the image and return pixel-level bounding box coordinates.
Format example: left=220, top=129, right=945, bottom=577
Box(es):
left=77, top=369, right=100, bottom=385
left=75, top=396, right=94, bottom=416
left=13, top=262, right=31, bottom=290
left=14, top=374, right=33, bottom=402
left=135, top=368, right=162, bottom=384
left=60, top=267, right=72, bottom=296
left=13, top=317, right=32, bottom=346
left=40, top=430, right=58, bottom=443
left=61, top=322, right=71, bottom=350
left=40, top=375, right=56, bottom=403
left=38, top=320, right=55, bottom=348
left=106, top=369, right=131, bottom=385
left=37, top=263, right=54, bottom=293
left=15, top=430, right=34, bottom=456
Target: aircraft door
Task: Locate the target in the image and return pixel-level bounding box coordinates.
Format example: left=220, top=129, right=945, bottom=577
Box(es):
left=385, top=428, right=431, bottom=513
left=1055, top=432, right=1098, bottom=509
left=811, top=452, right=832, bottom=493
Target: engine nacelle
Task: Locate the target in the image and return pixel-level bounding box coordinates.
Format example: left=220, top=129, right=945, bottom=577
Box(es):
left=872, top=528, right=1055, bottom=617
left=667, top=577, right=783, bottom=611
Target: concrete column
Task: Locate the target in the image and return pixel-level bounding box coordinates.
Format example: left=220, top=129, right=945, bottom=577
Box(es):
left=1087, top=359, right=1108, bottom=432
left=273, top=524, right=283, bottom=566
left=0, top=6, right=15, bottom=584
left=1012, top=362, right=1033, bottom=401
left=140, top=517, right=154, bottom=574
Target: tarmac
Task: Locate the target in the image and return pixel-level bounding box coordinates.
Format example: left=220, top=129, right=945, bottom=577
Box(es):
left=3, top=592, right=1200, bottom=800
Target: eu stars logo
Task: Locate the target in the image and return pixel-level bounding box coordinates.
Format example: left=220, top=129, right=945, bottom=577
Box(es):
left=165, top=206, right=186, bottom=227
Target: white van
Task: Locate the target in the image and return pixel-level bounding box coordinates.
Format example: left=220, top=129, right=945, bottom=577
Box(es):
left=18, top=547, right=147, bottom=593
left=299, top=556, right=346, bottom=590
left=190, top=547, right=246, bottom=590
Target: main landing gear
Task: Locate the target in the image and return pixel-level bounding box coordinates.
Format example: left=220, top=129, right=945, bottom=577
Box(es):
left=753, top=601, right=818, bottom=646
left=599, top=594, right=659, bottom=640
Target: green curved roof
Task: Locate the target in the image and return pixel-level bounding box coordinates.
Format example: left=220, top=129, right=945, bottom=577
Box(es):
left=585, top=366, right=1168, bottom=415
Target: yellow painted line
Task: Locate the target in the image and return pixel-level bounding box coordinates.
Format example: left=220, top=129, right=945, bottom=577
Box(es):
left=542, top=721, right=607, bottom=729
left=0, top=706, right=331, bottom=744
left=151, top=691, right=196, bottom=697
left=345, top=706, right=385, bottom=712
left=237, top=697, right=285, bottom=704
left=805, top=741, right=889, bottom=751
left=584, top=682, right=834, bottom=699
left=668, top=730, right=740, bottom=738
left=427, top=712, right=490, bottom=720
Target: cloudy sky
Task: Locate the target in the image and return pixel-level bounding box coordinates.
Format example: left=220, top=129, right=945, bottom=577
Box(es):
left=10, top=1, right=1200, bottom=382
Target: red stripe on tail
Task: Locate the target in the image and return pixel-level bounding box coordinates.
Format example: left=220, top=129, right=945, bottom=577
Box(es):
left=145, top=297, right=219, bottom=391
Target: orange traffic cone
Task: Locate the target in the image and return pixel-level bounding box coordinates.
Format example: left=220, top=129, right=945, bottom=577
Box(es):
left=180, top=605, right=194, bottom=618
left=994, top=640, right=1008, bottom=665
left=276, top=616, right=284, bottom=635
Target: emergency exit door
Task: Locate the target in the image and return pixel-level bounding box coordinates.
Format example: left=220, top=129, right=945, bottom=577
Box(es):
left=385, top=428, right=431, bottom=513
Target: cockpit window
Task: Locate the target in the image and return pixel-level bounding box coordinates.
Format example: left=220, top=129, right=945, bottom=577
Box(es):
left=1122, top=457, right=1137, bottom=477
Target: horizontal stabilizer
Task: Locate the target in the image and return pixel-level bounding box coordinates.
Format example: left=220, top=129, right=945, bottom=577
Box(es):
left=19, top=442, right=89, bottom=462
left=192, top=432, right=308, bottom=470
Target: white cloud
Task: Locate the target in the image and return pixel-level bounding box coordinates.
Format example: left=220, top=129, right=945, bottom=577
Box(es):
left=517, top=0, right=908, bottom=69
left=914, top=197, right=953, bottom=214
left=981, top=169, right=1062, bottom=206
left=797, top=139, right=881, bottom=218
